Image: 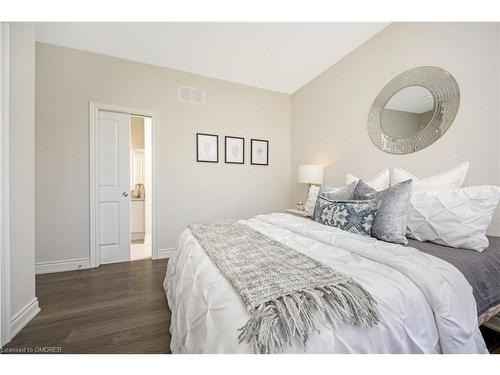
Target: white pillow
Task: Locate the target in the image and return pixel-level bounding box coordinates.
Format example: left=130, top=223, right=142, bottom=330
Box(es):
left=304, top=185, right=320, bottom=217
left=407, top=185, right=500, bottom=252
left=345, top=169, right=389, bottom=191
left=391, top=162, right=469, bottom=192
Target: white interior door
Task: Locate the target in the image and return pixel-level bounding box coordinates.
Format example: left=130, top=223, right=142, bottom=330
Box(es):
left=98, top=110, right=130, bottom=264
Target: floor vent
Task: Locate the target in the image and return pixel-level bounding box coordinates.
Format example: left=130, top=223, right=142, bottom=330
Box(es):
left=178, top=86, right=206, bottom=104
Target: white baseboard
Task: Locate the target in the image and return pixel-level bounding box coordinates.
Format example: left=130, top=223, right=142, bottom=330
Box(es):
left=157, top=248, right=175, bottom=259
left=35, top=258, right=91, bottom=274
left=10, top=298, right=40, bottom=339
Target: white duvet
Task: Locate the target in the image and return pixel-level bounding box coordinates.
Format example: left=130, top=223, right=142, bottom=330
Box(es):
left=164, top=213, right=487, bottom=354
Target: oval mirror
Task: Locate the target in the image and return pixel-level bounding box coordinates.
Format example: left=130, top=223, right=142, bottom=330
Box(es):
left=367, top=66, right=459, bottom=154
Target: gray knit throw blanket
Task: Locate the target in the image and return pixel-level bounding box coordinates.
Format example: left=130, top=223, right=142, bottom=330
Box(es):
left=189, top=221, right=378, bottom=354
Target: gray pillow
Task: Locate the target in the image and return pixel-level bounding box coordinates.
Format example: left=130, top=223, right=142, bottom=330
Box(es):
left=352, top=180, right=413, bottom=245
left=304, top=182, right=357, bottom=217
left=313, top=199, right=381, bottom=237
left=319, top=181, right=357, bottom=201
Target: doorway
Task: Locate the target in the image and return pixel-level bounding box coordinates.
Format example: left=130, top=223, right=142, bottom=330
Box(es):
left=89, top=102, right=157, bottom=267
left=130, top=115, right=152, bottom=261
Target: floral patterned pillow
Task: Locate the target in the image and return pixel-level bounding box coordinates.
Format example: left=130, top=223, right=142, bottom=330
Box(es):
left=313, top=197, right=381, bottom=237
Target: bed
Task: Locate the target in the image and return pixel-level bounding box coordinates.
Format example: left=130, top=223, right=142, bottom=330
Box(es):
left=407, top=237, right=500, bottom=325
left=164, top=213, right=491, bottom=354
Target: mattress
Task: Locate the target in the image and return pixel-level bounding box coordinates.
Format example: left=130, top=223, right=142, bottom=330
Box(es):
left=165, top=213, right=487, bottom=353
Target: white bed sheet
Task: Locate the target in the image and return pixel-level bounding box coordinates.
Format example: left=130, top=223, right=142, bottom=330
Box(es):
left=164, top=213, right=487, bottom=354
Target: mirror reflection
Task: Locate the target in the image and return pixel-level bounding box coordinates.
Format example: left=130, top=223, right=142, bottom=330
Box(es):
left=380, top=86, right=435, bottom=139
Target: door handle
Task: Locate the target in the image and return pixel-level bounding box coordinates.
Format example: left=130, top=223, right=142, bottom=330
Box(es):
left=122, top=192, right=129, bottom=197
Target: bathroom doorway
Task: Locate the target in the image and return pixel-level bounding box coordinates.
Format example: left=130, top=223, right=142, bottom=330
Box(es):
left=130, top=115, right=152, bottom=260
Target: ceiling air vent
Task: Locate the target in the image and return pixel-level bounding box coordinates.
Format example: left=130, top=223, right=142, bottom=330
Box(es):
left=178, top=86, right=206, bottom=104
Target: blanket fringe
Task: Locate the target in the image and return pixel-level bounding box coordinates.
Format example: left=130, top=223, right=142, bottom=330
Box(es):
left=238, top=281, right=378, bottom=354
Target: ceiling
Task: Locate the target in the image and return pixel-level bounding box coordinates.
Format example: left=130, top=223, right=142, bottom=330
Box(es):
left=35, top=22, right=388, bottom=94
left=385, top=86, right=435, bottom=114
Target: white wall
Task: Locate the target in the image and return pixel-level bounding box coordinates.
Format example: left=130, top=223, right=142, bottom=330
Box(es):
left=291, top=22, right=500, bottom=234
left=9, top=23, right=38, bottom=333
left=130, top=116, right=145, bottom=149
left=35, top=42, right=291, bottom=264
left=0, top=21, right=6, bottom=346
left=34, top=23, right=500, bottom=266
left=380, top=109, right=422, bottom=138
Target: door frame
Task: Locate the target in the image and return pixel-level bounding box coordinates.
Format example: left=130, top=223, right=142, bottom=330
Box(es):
left=89, top=102, right=158, bottom=267
left=0, top=22, right=11, bottom=346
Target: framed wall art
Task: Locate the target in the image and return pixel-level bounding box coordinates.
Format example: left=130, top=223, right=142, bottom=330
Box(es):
left=196, top=133, right=219, bottom=163
left=225, top=136, right=245, bottom=164
left=250, top=139, right=269, bottom=166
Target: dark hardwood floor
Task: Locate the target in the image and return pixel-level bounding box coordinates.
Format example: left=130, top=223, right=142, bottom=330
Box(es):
left=481, top=326, right=500, bottom=354
left=4, top=259, right=171, bottom=354
left=2, top=257, right=500, bottom=354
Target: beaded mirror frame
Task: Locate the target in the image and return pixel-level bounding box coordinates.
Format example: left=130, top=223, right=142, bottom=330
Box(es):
left=367, top=66, right=460, bottom=154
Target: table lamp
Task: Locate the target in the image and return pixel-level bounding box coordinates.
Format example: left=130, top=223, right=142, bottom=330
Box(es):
left=298, top=164, right=324, bottom=186
left=297, top=164, right=324, bottom=210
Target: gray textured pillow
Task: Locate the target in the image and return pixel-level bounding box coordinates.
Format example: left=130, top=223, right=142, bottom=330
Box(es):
left=319, top=181, right=357, bottom=201
left=304, top=182, right=357, bottom=217
left=352, top=180, right=413, bottom=245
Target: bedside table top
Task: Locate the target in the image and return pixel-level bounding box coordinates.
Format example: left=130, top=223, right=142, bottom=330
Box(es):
left=285, top=208, right=309, bottom=217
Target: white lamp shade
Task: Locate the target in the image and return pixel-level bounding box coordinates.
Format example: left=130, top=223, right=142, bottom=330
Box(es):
left=298, top=164, right=324, bottom=185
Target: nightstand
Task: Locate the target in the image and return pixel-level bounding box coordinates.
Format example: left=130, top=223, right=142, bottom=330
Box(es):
left=285, top=208, right=309, bottom=217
